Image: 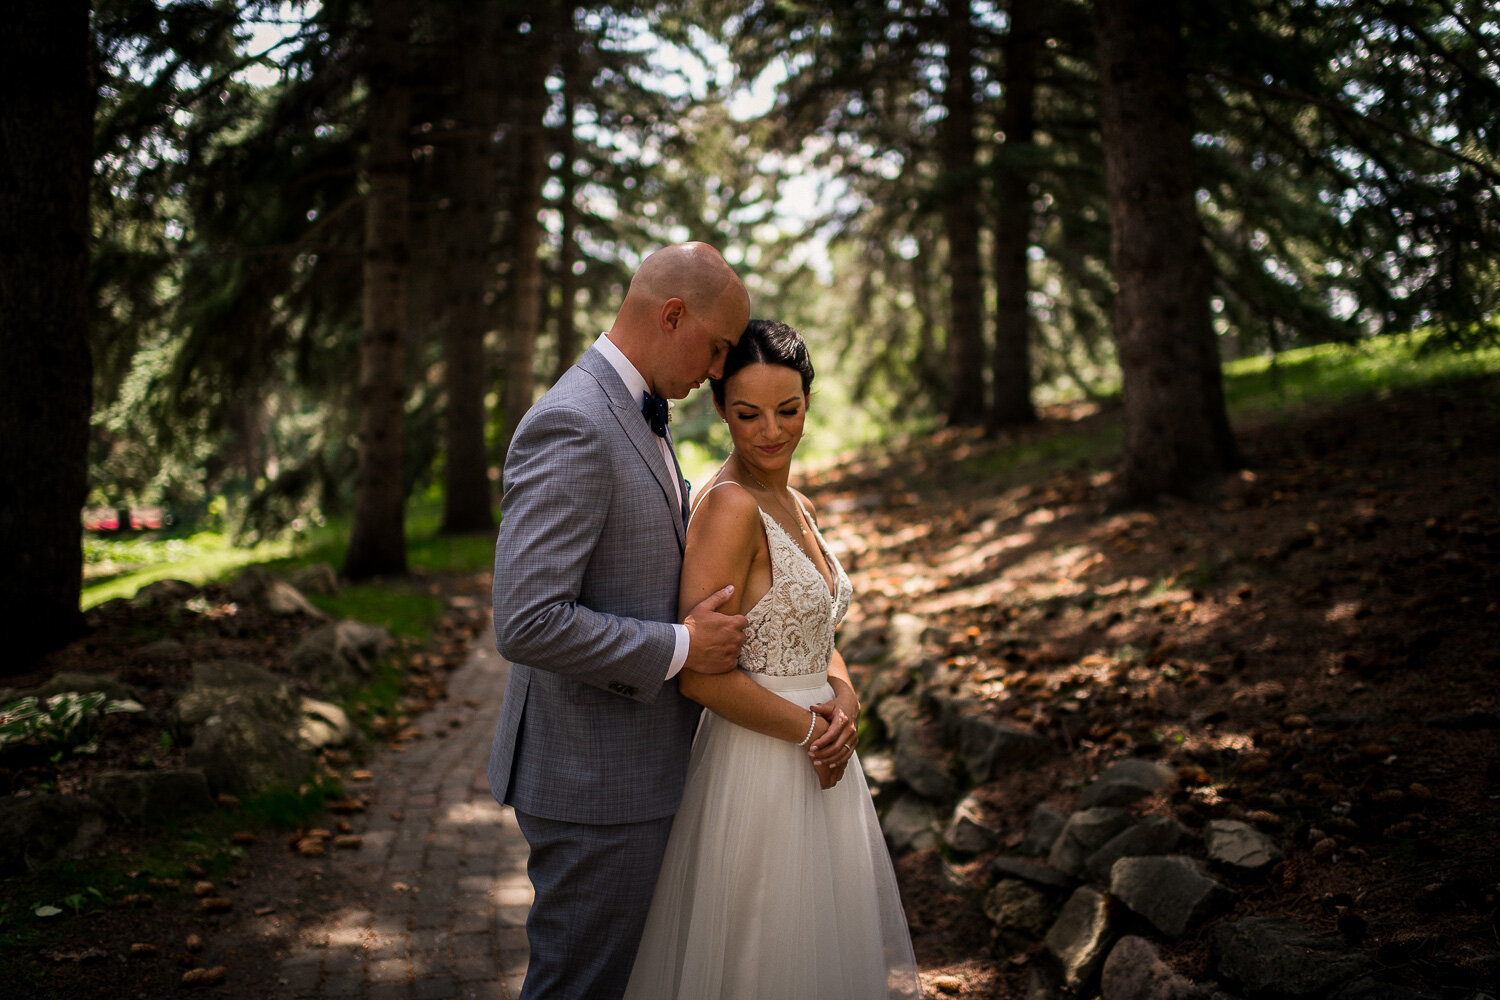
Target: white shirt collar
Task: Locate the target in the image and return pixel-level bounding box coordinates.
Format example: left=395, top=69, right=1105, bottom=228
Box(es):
left=595, top=332, right=651, bottom=404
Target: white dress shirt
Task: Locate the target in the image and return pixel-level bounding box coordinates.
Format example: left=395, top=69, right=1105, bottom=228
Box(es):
left=594, top=332, right=691, bottom=679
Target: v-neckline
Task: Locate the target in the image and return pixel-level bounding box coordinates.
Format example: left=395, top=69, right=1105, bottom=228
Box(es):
left=759, top=508, right=837, bottom=598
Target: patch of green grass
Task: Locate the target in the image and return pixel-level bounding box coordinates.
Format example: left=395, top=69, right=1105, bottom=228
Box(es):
left=305, top=585, right=446, bottom=639
left=236, top=777, right=346, bottom=828
left=1222, top=331, right=1500, bottom=418
left=81, top=533, right=295, bottom=609
left=344, top=656, right=409, bottom=736
left=82, top=497, right=496, bottom=613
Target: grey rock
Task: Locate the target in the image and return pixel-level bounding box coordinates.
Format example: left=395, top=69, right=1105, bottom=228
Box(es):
left=175, top=660, right=298, bottom=730
left=884, top=612, right=937, bottom=669
left=1023, top=802, right=1069, bottom=856
left=186, top=703, right=315, bottom=796
left=893, top=721, right=958, bottom=801
left=881, top=793, right=940, bottom=852
left=23, top=671, right=141, bottom=704
left=0, top=794, right=106, bottom=874
left=1085, top=815, right=1185, bottom=882
left=985, top=878, right=1055, bottom=940
left=1111, top=856, right=1236, bottom=939
left=875, top=693, right=921, bottom=741
left=839, top=619, right=887, bottom=667
left=958, top=710, right=1048, bottom=782
left=230, top=565, right=326, bottom=618
left=1213, top=917, right=1375, bottom=996
left=289, top=562, right=340, bottom=595
left=286, top=619, right=392, bottom=693
left=860, top=750, right=897, bottom=790
left=1079, top=758, right=1176, bottom=809
left=1102, top=936, right=1206, bottom=1000
left=1205, top=819, right=1284, bottom=873
left=88, top=768, right=213, bottom=824
left=299, top=697, right=357, bottom=750
left=944, top=794, right=998, bottom=854
left=1045, top=886, right=1115, bottom=992
left=1049, top=807, right=1134, bottom=876
left=991, top=854, right=1074, bottom=890
left=129, top=578, right=197, bottom=607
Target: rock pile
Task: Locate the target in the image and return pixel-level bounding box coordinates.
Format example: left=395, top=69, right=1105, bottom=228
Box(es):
left=0, top=566, right=383, bottom=875
left=854, top=614, right=1442, bottom=1000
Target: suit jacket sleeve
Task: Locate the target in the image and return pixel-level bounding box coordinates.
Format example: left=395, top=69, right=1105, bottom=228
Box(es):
left=491, top=399, right=678, bottom=702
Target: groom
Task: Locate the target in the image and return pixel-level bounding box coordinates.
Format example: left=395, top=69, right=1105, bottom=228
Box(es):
left=489, top=242, right=752, bottom=999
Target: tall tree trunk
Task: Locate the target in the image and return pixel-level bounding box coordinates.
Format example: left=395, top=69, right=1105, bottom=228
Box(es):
left=989, top=0, right=1041, bottom=430
left=0, top=0, right=93, bottom=666
left=498, top=14, right=551, bottom=465
left=1095, top=0, right=1237, bottom=502
left=440, top=1, right=502, bottom=534
left=553, top=19, right=582, bottom=383
left=345, top=0, right=412, bottom=578
left=942, top=0, right=987, bottom=426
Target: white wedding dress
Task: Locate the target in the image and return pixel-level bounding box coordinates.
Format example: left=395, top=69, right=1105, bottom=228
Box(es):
left=624, top=497, right=921, bottom=1000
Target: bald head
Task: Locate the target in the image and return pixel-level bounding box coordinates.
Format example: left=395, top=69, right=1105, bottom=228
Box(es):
left=609, top=242, right=750, bottom=398
left=623, top=242, right=746, bottom=322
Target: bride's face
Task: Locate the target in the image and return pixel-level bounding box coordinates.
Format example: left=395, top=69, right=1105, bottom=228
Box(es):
left=716, top=362, right=810, bottom=475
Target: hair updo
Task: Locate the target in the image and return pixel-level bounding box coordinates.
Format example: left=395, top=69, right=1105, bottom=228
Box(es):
left=710, top=319, right=815, bottom=406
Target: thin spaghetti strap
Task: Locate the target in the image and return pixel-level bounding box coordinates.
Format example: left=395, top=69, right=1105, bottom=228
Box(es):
left=687, top=479, right=753, bottom=526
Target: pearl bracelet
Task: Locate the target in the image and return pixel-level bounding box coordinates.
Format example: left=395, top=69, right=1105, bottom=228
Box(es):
left=795, top=709, right=818, bottom=747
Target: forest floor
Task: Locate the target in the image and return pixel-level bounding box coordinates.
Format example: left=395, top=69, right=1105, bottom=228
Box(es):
left=3, top=371, right=1497, bottom=998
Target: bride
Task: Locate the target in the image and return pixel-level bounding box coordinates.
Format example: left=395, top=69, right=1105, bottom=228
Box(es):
left=624, top=320, right=921, bottom=999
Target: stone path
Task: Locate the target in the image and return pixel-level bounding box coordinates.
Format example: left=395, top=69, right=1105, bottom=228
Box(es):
left=270, top=617, right=532, bottom=999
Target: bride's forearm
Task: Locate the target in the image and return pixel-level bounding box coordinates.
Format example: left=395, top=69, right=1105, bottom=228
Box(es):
left=827, top=649, right=860, bottom=719
left=677, top=669, right=829, bottom=745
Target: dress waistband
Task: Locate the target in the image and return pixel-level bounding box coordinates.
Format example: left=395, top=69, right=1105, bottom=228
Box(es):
left=748, top=670, right=830, bottom=693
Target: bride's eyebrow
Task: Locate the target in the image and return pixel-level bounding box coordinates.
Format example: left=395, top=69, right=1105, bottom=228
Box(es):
left=731, top=395, right=803, bottom=409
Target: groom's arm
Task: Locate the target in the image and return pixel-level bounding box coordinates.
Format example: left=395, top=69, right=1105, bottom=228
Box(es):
left=492, top=401, right=678, bottom=702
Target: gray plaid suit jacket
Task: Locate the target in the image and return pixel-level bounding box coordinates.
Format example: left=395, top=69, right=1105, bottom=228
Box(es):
left=488, top=346, right=701, bottom=825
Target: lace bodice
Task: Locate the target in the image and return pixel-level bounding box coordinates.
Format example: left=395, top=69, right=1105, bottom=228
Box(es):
left=738, top=502, right=853, bottom=677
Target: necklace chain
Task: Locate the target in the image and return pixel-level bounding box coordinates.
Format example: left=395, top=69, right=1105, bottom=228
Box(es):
left=732, top=454, right=809, bottom=535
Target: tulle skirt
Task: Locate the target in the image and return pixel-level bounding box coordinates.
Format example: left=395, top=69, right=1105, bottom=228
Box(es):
left=624, top=671, right=921, bottom=1000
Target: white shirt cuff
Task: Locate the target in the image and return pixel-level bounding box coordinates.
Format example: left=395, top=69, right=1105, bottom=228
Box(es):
left=664, top=624, right=690, bottom=679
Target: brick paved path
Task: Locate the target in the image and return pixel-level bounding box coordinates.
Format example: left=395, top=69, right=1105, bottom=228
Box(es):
left=272, top=616, right=532, bottom=999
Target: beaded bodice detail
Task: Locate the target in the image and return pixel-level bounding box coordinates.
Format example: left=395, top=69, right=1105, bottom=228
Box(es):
left=739, top=501, right=853, bottom=677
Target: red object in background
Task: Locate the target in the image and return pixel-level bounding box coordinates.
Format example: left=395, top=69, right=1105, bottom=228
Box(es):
left=82, top=506, right=166, bottom=531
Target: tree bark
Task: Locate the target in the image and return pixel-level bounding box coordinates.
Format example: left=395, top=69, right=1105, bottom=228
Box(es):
left=1095, top=0, right=1238, bottom=502
left=498, top=13, right=551, bottom=466
left=553, top=17, right=582, bottom=383
left=0, top=0, right=93, bottom=666
left=345, top=0, right=412, bottom=578
left=989, top=0, right=1041, bottom=429
left=439, top=1, right=502, bottom=535
left=942, top=0, right=987, bottom=426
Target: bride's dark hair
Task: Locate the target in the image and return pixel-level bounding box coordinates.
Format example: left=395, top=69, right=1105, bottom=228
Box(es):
left=710, top=319, right=815, bottom=405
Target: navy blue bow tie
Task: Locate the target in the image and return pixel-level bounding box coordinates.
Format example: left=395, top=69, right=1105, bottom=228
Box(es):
left=641, top=392, right=670, bottom=438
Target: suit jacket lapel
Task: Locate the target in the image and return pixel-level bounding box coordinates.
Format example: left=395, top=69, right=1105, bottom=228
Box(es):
left=578, top=347, right=688, bottom=550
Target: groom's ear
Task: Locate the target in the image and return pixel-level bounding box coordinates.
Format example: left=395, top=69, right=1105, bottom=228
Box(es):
left=659, top=297, right=686, bottom=334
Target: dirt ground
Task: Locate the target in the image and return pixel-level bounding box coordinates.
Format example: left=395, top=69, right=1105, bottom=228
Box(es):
left=4, top=373, right=1497, bottom=998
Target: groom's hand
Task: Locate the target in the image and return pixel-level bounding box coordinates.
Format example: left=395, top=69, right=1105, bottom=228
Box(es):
left=682, top=585, right=748, bottom=675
